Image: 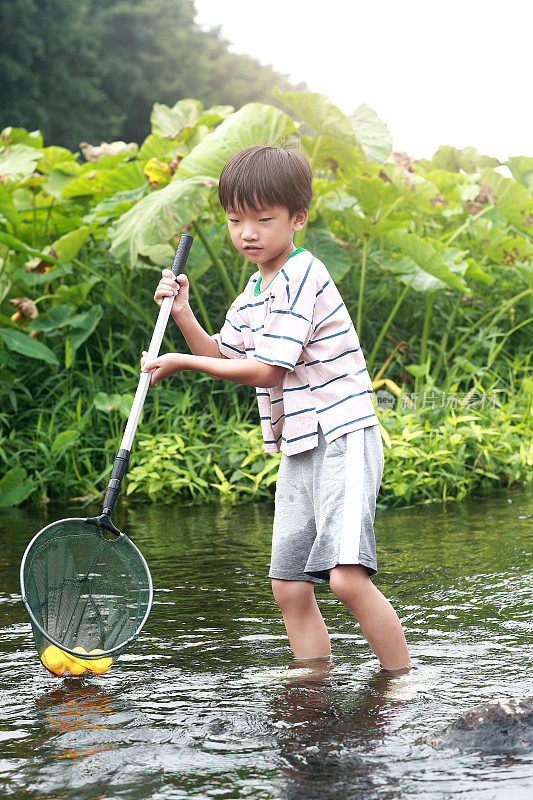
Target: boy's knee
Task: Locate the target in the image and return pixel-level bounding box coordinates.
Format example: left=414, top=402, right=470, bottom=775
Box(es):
left=329, top=564, right=371, bottom=605
left=271, top=578, right=315, bottom=611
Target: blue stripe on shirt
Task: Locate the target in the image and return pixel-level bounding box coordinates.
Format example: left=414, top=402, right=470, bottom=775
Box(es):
left=316, top=390, right=373, bottom=414
left=238, top=296, right=270, bottom=312
left=282, top=430, right=318, bottom=444
left=313, top=302, right=344, bottom=333
left=226, top=318, right=242, bottom=333
left=323, top=414, right=378, bottom=436
left=270, top=309, right=311, bottom=322
left=308, top=322, right=353, bottom=346
left=254, top=353, right=294, bottom=369
left=262, top=333, right=304, bottom=345
left=290, top=258, right=314, bottom=311
left=310, top=373, right=349, bottom=391
left=283, top=384, right=310, bottom=392
left=309, top=369, right=369, bottom=391
left=305, top=347, right=360, bottom=367
left=220, top=340, right=245, bottom=354
left=316, top=279, right=330, bottom=297
left=264, top=431, right=283, bottom=445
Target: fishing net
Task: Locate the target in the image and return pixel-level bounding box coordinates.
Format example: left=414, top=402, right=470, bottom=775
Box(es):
left=20, top=517, right=152, bottom=672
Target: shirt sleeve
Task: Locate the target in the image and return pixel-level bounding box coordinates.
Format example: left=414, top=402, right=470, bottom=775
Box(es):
left=253, top=260, right=316, bottom=372
left=211, top=303, right=247, bottom=359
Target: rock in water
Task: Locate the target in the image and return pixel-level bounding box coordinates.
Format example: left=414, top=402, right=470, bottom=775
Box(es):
left=419, top=697, right=533, bottom=754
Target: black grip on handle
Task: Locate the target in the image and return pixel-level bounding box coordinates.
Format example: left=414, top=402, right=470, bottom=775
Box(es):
left=102, top=448, right=130, bottom=516
left=171, top=233, right=193, bottom=278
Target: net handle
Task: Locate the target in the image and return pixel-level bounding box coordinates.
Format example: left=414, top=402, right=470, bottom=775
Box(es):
left=102, top=233, right=193, bottom=516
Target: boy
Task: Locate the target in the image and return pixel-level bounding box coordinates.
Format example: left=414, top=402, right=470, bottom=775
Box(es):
left=142, top=144, right=412, bottom=673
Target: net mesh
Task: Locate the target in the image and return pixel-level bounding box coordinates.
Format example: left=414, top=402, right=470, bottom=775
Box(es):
left=21, top=518, right=152, bottom=659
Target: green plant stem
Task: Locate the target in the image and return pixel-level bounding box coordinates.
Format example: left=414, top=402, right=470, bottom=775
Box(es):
left=366, top=280, right=413, bottom=374
left=431, top=295, right=462, bottom=384
left=356, top=237, right=368, bottom=335
left=44, top=198, right=55, bottom=240
left=192, top=219, right=235, bottom=302
left=448, top=289, right=531, bottom=361
left=415, top=290, right=436, bottom=406
left=237, top=255, right=250, bottom=294
left=294, top=136, right=323, bottom=249
left=188, top=271, right=214, bottom=335
left=442, top=203, right=495, bottom=244
left=486, top=317, right=533, bottom=371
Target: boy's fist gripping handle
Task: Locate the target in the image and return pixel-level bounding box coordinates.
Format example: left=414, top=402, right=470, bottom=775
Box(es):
left=101, top=233, right=194, bottom=516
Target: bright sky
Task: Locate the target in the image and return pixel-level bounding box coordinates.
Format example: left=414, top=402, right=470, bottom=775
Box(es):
left=194, top=0, right=531, bottom=162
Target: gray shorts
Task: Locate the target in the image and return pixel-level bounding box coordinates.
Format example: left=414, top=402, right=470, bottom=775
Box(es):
left=269, top=423, right=384, bottom=584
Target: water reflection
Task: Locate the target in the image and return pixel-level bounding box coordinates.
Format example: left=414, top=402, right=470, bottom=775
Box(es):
left=268, top=659, right=420, bottom=800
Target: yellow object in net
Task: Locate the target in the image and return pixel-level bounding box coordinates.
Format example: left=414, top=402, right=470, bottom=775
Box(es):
left=41, top=644, right=113, bottom=677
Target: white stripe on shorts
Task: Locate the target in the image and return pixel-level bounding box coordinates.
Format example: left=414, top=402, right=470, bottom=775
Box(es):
left=338, top=428, right=364, bottom=565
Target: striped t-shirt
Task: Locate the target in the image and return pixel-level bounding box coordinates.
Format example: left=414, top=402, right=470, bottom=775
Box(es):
left=211, top=247, right=379, bottom=456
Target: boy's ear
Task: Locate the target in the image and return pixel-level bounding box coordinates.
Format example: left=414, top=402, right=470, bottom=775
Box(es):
left=292, top=209, right=308, bottom=231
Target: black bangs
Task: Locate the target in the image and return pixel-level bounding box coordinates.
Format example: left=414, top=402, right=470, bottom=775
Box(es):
left=219, top=145, right=313, bottom=217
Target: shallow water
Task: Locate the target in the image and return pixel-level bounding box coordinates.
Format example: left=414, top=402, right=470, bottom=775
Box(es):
left=1, top=485, right=532, bottom=800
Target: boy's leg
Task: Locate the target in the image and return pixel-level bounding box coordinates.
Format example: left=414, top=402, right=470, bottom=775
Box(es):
left=329, top=564, right=411, bottom=670
left=271, top=579, right=331, bottom=659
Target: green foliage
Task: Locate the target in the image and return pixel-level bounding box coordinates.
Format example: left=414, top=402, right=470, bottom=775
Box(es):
left=0, top=0, right=306, bottom=150
left=0, top=90, right=531, bottom=509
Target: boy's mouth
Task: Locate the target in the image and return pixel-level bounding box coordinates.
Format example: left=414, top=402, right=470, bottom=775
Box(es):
left=244, top=246, right=262, bottom=252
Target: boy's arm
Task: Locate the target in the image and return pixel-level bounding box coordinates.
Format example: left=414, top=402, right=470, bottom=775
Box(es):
left=174, top=306, right=225, bottom=360
left=141, top=352, right=285, bottom=389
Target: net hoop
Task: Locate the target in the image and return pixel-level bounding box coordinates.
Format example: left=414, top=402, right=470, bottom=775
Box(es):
left=20, top=517, right=153, bottom=660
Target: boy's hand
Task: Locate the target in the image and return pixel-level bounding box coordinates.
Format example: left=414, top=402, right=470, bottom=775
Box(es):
left=141, top=351, right=184, bottom=387
left=154, top=269, right=190, bottom=318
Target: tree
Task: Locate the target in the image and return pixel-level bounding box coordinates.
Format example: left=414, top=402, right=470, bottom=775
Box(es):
left=0, top=0, right=307, bottom=149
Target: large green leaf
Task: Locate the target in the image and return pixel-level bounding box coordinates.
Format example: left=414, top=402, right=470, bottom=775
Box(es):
left=151, top=98, right=204, bottom=139
left=385, top=230, right=468, bottom=292
left=64, top=305, right=103, bottom=368
left=37, top=146, right=77, bottom=172
left=431, top=145, right=499, bottom=173
left=83, top=183, right=149, bottom=225
left=61, top=161, right=146, bottom=199
left=0, top=144, right=41, bottom=183
left=51, top=275, right=100, bottom=308
left=51, top=226, right=92, bottom=261
left=0, top=183, right=19, bottom=228
left=382, top=163, right=443, bottom=211
left=300, top=136, right=362, bottom=178
left=28, top=304, right=75, bottom=332
left=0, top=467, right=35, bottom=508
left=176, top=103, right=296, bottom=180
left=305, top=229, right=352, bottom=283
left=506, top=156, right=533, bottom=193
left=94, top=392, right=134, bottom=417
left=51, top=430, right=79, bottom=458
left=481, top=169, right=533, bottom=234
left=0, top=328, right=59, bottom=365
left=138, top=134, right=185, bottom=163
left=273, top=90, right=360, bottom=148
left=347, top=104, right=393, bottom=163
left=108, top=176, right=216, bottom=266
left=1, top=127, right=43, bottom=148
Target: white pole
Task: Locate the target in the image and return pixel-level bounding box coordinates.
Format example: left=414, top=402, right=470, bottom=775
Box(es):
left=119, top=294, right=173, bottom=452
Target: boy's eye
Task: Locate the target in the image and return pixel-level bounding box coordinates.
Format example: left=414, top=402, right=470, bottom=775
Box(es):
left=259, top=217, right=272, bottom=222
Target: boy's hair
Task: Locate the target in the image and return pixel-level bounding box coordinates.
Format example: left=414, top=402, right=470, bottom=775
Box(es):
left=218, top=145, right=313, bottom=218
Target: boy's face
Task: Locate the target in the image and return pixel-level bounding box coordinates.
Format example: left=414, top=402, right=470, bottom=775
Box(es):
left=225, top=202, right=308, bottom=268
